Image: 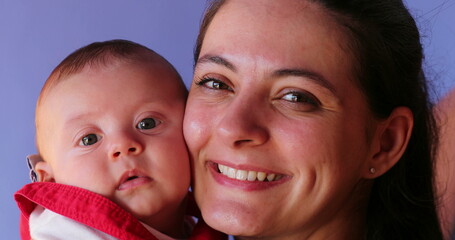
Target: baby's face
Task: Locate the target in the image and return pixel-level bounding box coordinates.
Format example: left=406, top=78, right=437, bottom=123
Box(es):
left=37, top=60, right=190, bottom=224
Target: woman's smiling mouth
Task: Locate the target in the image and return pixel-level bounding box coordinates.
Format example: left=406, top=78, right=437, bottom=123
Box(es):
left=207, top=161, right=290, bottom=191
left=217, top=163, right=284, bottom=182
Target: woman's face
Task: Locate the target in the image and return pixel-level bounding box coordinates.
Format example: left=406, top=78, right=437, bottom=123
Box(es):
left=184, top=0, right=375, bottom=238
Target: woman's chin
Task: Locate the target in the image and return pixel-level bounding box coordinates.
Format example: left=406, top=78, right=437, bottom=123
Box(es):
left=200, top=198, right=269, bottom=237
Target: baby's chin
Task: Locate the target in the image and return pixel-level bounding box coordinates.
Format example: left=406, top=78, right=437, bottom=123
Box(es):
left=115, top=193, right=178, bottom=220
left=129, top=201, right=188, bottom=236
left=113, top=187, right=188, bottom=228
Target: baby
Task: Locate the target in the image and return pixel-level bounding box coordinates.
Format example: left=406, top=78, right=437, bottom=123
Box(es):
left=15, top=39, right=195, bottom=239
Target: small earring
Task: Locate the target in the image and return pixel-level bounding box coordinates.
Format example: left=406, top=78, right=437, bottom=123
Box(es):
left=369, top=167, right=376, bottom=174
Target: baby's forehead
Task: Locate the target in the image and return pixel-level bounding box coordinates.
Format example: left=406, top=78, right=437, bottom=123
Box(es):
left=39, top=58, right=184, bottom=112
left=43, top=55, right=173, bottom=93
left=35, top=57, right=184, bottom=132
left=35, top=55, right=186, bottom=132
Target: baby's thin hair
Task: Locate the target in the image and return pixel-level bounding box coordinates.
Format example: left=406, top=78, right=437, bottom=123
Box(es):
left=38, top=39, right=165, bottom=105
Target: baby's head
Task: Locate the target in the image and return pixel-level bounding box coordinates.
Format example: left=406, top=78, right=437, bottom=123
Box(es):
left=34, top=39, right=190, bottom=234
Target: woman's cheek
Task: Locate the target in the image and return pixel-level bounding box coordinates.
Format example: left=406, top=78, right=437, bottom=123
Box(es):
left=183, top=105, right=212, bottom=151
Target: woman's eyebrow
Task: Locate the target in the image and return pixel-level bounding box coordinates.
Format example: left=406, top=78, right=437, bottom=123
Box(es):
left=196, top=54, right=237, bottom=72
left=273, top=68, right=337, bottom=95
left=196, top=54, right=337, bottom=96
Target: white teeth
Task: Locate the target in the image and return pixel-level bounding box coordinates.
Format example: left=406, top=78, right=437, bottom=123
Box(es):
left=217, top=164, right=283, bottom=182
left=257, top=172, right=266, bottom=181
left=236, top=170, right=248, bottom=180
left=247, top=171, right=257, bottom=181
left=228, top=168, right=236, bottom=178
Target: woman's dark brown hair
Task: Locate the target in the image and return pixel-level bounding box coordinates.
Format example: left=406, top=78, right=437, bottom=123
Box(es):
left=194, top=0, right=443, bottom=239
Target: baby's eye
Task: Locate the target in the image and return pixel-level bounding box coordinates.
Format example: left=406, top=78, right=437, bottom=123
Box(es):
left=80, top=133, right=99, bottom=146
left=137, top=118, right=161, bottom=130
left=197, top=77, right=232, bottom=91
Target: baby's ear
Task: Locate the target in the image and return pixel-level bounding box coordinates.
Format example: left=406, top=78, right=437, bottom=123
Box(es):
left=363, top=107, right=414, bottom=179
left=33, top=157, right=55, bottom=182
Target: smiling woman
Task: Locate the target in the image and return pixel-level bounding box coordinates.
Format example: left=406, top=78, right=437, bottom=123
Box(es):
left=183, top=0, right=443, bottom=239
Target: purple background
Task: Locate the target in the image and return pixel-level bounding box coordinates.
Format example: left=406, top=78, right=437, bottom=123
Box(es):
left=1, top=1, right=453, bottom=239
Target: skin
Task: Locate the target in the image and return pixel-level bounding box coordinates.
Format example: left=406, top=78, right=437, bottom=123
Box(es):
left=35, top=58, right=190, bottom=237
left=184, top=0, right=413, bottom=239
left=436, top=89, right=455, bottom=239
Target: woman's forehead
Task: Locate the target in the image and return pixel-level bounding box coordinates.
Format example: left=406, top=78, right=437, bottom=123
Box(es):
left=217, top=0, right=335, bottom=25
left=201, top=0, right=355, bottom=91
left=221, top=0, right=313, bottom=16
left=204, top=0, right=350, bottom=59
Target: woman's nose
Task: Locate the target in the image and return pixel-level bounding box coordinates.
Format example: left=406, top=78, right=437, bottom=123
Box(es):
left=216, top=97, right=269, bottom=148
left=109, top=132, right=144, bottom=159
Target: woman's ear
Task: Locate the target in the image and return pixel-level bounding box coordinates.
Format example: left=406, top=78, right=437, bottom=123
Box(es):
left=34, top=160, right=55, bottom=182
left=363, top=107, right=414, bottom=179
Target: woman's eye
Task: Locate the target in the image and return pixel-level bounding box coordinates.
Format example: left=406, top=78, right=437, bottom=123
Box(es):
left=137, top=118, right=160, bottom=130
left=80, top=133, right=99, bottom=146
left=196, top=77, right=232, bottom=91
left=282, top=91, right=321, bottom=107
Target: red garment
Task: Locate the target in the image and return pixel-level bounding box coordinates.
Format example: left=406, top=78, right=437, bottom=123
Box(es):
left=15, top=182, right=226, bottom=240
